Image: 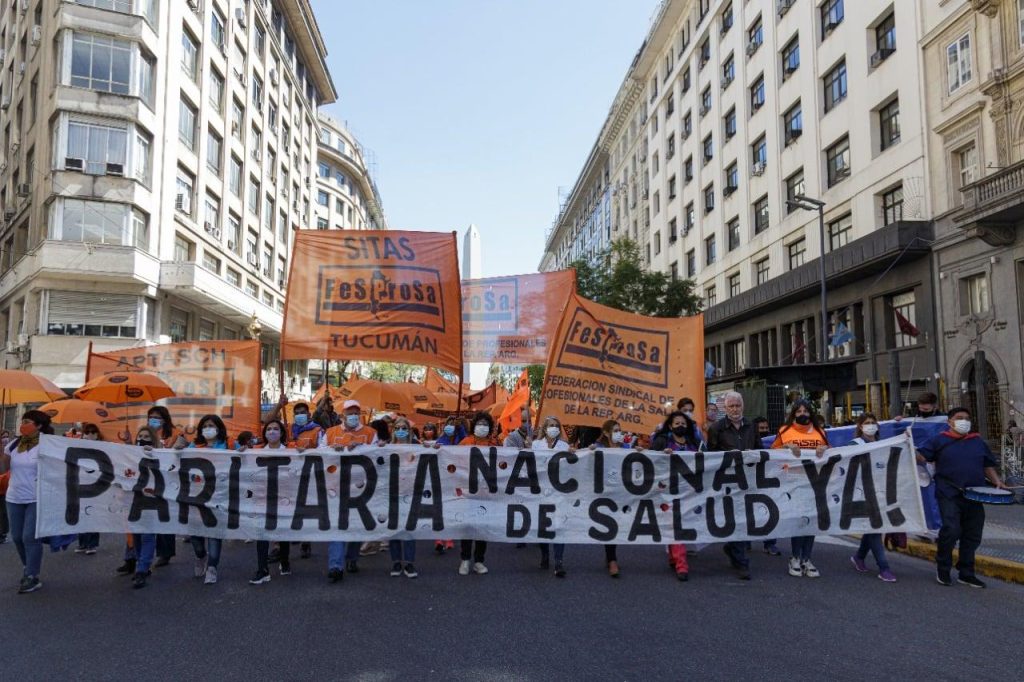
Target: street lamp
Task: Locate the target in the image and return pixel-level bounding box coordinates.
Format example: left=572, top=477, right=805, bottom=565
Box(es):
left=785, top=195, right=828, bottom=363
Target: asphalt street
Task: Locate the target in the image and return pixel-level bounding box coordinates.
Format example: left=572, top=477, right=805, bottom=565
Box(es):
left=1, top=535, right=1021, bottom=681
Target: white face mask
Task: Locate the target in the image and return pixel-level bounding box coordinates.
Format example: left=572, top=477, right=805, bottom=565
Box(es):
left=611, top=431, right=624, bottom=444
left=545, top=426, right=560, bottom=440
left=861, top=423, right=879, bottom=437
left=473, top=424, right=490, bottom=438
left=953, top=419, right=971, bottom=435
left=201, top=426, right=218, bottom=441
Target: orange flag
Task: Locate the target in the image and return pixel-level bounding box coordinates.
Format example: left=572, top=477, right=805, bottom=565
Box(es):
left=87, top=340, right=262, bottom=439
left=281, top=230, right=463, bottom=374
left=425, top=368, right=459, bottom=394
left=539, top=293, right=705, bottom=433
left=461, top=270, right=575, bottom=364
left=498, top=368, right=531, bottom=433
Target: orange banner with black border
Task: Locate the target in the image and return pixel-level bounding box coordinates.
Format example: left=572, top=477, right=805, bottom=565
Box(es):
left=281, top=230, right=463, bottom=374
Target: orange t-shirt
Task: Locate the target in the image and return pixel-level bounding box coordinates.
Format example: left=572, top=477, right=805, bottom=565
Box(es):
left=458, top=435, right=500, bottom=447
left=323, top=424, right=377, bottom=447
left=290, top=425, right=323, bottom=449
left=771, top=424, right=829, bottom=449
left=159, top=427, right=188, bottom=449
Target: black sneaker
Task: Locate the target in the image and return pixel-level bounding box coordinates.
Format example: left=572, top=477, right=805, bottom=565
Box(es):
left=328, top=568, right=344, bottom=583
left=390, top=561, right=402, bottom=577
left=132, top=572, right=149, bottom=589
left=554, top=561, right=566, bottom=578
left=434, top=542, right=445, bottom=555
left=403, top=563, right=419, bottom=579
left=676, top=571, right=689, bottom=582
left=279, top=562, right=291, bottom=576
left=345, top=560, right=359, bottom=574
left=300, top=543, right=312, bottom=559
left=249, top=570, right=271, bottom=585
left=18, top=576, right=42, bottom=593
left=936, top=568, right=952, bottom=586
left=958, top=575, right=986, bottom=589
left=115, top=560, right=136, bottom=576
left=735, top=566, right=752, bottom=581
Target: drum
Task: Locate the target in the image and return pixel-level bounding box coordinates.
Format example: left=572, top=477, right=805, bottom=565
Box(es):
left=963, top=486, right=1016, bottom=505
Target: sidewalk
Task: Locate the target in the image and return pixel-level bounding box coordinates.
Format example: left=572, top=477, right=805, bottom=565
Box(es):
left=897, top=505, right=1024, bottom=584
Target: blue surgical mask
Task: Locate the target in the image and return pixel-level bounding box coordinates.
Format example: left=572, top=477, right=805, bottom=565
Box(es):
left=443, top=424, right=455, bottom=436
left=294, top=413, right=308, bottom=426
left=394, top=428, right=409, bottom=441
left=148, top=418, right=163, bottom=430
left=345, top=414, right=361, bottom=429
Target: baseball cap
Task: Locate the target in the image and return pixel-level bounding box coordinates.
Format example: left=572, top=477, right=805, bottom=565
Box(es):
left=342, top=399, right=361, bottom=410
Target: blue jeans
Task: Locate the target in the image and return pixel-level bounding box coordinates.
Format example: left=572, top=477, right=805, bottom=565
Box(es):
left=327, top=542, right=359, bottom=570
left=189, top=537, right=223, bottom=568
left=389, top=540, right=416, bottom=563
left=791, top=536, right=815, bottom=561
left=921, top=482, right=942, bottom=530
left=133, top=533, right=156, bottom=573
left=538, top=543, right=565, bottom=562
left=6, top=502, right=42, bottom=577
left=856, top=533, right=890, bottom=571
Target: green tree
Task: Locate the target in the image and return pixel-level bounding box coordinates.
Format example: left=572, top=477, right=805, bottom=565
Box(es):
left=571, top=238, right=702, bottom=317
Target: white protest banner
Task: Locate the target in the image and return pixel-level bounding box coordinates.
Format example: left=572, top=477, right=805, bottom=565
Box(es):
left=37, top=434, right=925, bottom=543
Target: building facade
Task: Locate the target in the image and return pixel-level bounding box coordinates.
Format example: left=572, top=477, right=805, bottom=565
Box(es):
left=0, top=0, right=337, bottom=402
left=921, top=0, right=1024, bottom=437
left=313, top=111, right=385, bottom=232
left=541, top=0, right=940, bottom=423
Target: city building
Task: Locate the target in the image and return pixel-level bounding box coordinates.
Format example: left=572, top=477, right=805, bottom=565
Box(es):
left=540, top=0, right=939, bottom=424
left=921, top=0, right=1024, bottom=438
left=0, top=0, right=336, bottom=403
left=313, top=111, right=385, bottom=232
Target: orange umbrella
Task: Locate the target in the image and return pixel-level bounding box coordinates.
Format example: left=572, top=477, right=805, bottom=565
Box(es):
left=0, top=369, right=66, bottom=404
left=333, top=379, right=415, bottom=414
left=74, top=371, right=176, bottom=403
left=398, top=382, right=442, bottom=406
left=39, top=399, right=114, bottom=424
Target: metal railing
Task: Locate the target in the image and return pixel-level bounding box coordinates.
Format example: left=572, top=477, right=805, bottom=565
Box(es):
left=962, top=159, right=1024, bottom=210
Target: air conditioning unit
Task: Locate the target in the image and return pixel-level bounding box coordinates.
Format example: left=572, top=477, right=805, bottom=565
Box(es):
left=0, top=96, right=9, bottom=110
left=870, top=48, right=895, bottom=68
left=752, top=162, right=766, bottom=176
left=231, top=121, right=240, bottom=135
left=2, top=208, right=15, bottom=221
left=30, top=25, right=41, bottom=46
left=303, top=177, right=311, bottom=189
left=723, top=185, right=737, bottom=197
left=746, top=41, right=759, bottom=56
left=278, top=277, right=286, bottom=288
left=247, top=253, right=259, bottom=267
left=703, top=153, right=713, bottom=164
left=752, top=100, right=764, bottom=111
left=64, top=157, right=84, bottom=171
left=204, top=221, right=215, bottom=233
left=824, top=18, right=840, bottom=34
left=699, top=104, right=710, bottom=116
left=681, top=128, right=690, bottom=140
left=105, top=162, right=124, bottom=176
left=175, top=194, right=186, bottom=211
left=788, top=128, right=803, bottom=141
left=17, top=62, right=26, bottom=77
left=235, top=8, right=247, bottom=29
left=252, top=149, right=261, bottom=162
left=777, top=0, right=795, bottom=18
left=721, top=77, right=733, bottom=90
left=227, top=239, right=236, bottom=250
left=187, top=0, right=199, bottom=12
left=16, top=183, right=29, bottom=197
left=269, top=68, right=279, bottom=85
left=17, top=333, right=28, bottom=347
left=5, top=341, right=18, bottom=354
left=212, top=228, right=222, bottom=240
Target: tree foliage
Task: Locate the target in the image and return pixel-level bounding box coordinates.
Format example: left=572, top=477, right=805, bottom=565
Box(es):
left=570, top=238, right=703, bottom=317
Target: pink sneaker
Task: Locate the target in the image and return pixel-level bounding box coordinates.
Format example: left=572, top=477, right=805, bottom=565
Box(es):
left=850, top=555, right=869, bottom=573
left=878, top=569, right=897, bottom=583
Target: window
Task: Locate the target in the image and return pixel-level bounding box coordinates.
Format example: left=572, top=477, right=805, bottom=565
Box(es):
left=682, top=66, right=692, bottom=93
left=231, top=99, right=244, bottom=140
left=947, top=34, right=972, bottom=93
left=653, top=191, right=661, bottom=215
left=703, top=134, right=714, bottom=164
left=725, top=338, right=746, bottom=373
left=70, top=33, right=131, bottom=95
left=226, top=269, right=241, bottom=288
left=748, top=17, right=763, bottom=52
left=750, top=75, right=765, bottom=110
left=169, top=307, right=189, bottom=343
left=961, top=274, right=990, bottom=315
left=892, top=291, right=917, bottom=348
left=826, top=136, right=851, bottom=187
left=728, top=273, right=741, bottom=297
left=879, top=98, right=900, bottom=150
left=318, top=161, right=331, bottom=178
left=211, top=10, right=226, bottom=51
left=705, top=285, right=717, bottom=307
left=787, top=238, right=806, bottom=270
left=252, top=75, right=264, bottom=112
left=727, top=218, right=740, bottom=251
left=181, top=29, right=199, bottom=82
left=686, top=249, right=696, bottom=277
left=654, top=231, right=662, bottom=255
left=254, top=22, right=266, bottom=60
left=202, top=251, right=221, bottom=274
left=823, top=60, right=847, bottom=112
left=705, top=234, right=717, bottom=265
left=828, top=213, right=852, bottom=250
left=317, top=190, right=329, bottom=206
left=755, top=257, right=770, bottom=284
left=209, top=69, right=225, bottom=114
left=179, top=96, right=197, bottom=150
left=721, top=3, right=733, bottom=33
left=784, top=102, right=802, bottom=144
left=704, top=183, right=715, bottom=214
left=66, top=119, right=127, bottom=175
left=245, top=281, right=259, bottom=298
left=701, top=87, right=712, bottom=117
left=670, top=261, right=679, bottom=282
left=206, top=130, right=222, bottom=173
left=752, top=136, right=767, bottom=168
left=229, top=155, right=242, bottom=196
left=174, top=234, right=193, bottom=262
left=821, top=0, right=844, bottom=40
left=46, top=291, right=138, bottom=339
left=724, top=107, right=736, bottom=139
left=684, top=156, right=694, bottom=182
left=725, top=163, right=739, bottom=194
left=668, top=174, right=677, bottom=200
left=665, top=94, right=675, bottom=118
left=228, top=213, right=241, bottom=253
left=204, top=194, right=220, bottom=230
left=667, top=134, right=676, bottom=159
left=882, top=185, right=903, bottom=224
left=317, top=217, right=328, bottom=230
left=785, top=170, right=805, bottom=213
left=722, top=54, right=735, bottom=86
left=51, top=199, right=147, bottom=248
left=683, top=111, right=693, bottom=138
left=685, top=202, right=695, bottom=230
left=875, top=12, right=896, bottom=56
left=699, top=38, right=711, bottom=68
left=175, top=169, right=194, bottom=216
left=248, top=178, right=261, bottom=215
left=957, top=144, right=978, bottom=189
left=782, top=36, right=799, bottom=78
left=753, top=195, right=769, bottom=233
left=669, top=218, right=678, bottom=242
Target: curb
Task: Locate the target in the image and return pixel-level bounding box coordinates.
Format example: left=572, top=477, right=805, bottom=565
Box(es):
left=895, top=539, right=1024, bottom=585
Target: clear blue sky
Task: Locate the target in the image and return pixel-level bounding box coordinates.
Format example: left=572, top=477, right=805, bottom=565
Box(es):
left=311, top=0, right=662, bottom=277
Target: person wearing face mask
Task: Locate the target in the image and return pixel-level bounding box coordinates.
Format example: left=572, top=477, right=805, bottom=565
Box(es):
left=847, top=414, right=896, bottom=583
left=913, top=392, right=940, bottom=418
left=249, top=419, right=293, bottom=585
left=590, top=420, right=627, bottom=577
left=143, top=406, right=182, bottom=568
left=0, top=410, right=54, bottom=593
left=430, top=416, right=460, bottom=554
left=72, top=423, right=105, bottom=556
left=289, top=402, right=324, bottom=449
left=502, top=409, right=535, bottom=449
left=771, top=400, right=829, bottom=579
left=324, top=399, right=378, bottom=584
left=455, top=411, right=499, bottom=575
left=421, top=422, right=438, bottom=443
left=123, top=426, right=161, bottom=589
left=386, top=417, right=420, bottom=578
left=704, top=402, right=720, bottom=435
left=918, top=407, right=1008, bottom=588
left=186, top=414, right=232, bottom=585
left=0, top=431, right=8, bottom=546
left=652, top=411, right=703, bottom=582
left=534, top=417, right=571, bottom=578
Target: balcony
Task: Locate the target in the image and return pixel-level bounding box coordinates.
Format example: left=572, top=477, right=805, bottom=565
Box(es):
left=159, top=261, right=282, bottom=336
left=0, top=241, right=159, bottom=301
left=956, top=159, right=1024, bottom=245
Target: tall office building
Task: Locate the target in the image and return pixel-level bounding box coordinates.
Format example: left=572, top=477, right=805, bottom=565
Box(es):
left=0, top=0, right=336, bottom=402
left=313, top=111, right=386, bottom=232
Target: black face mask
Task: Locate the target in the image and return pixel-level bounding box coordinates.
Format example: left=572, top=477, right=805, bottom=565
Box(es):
left=671, top=425, right=689, bottom=437
left=794, top=415, right=811, bottom=426
left=137, top=439, right=152, bottom=447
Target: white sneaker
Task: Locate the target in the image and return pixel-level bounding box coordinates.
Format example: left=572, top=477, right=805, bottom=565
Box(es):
left=204, top=566, right=218, bottom=585
left=473, top=562, right=488, bottom=575
left=458, top=560, right=471, bottom=576
left=788, top=557, right=803, bottom=577
left=802, top=561, right=820, bottom=578
left=194, top=555, right=208, bottom=579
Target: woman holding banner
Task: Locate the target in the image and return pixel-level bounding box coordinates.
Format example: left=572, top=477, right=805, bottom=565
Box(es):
left=73, top=423, right=104, bottom=556
left=128, top=426, right=161, bottom=589
left=591, top=420, right=629, bottom=577
left=249, top=419, right=292, bottom=585
left=536, top=416, right=571, bottom=578
left=147, top=406, right=184, bottom=568
left=387, top=417, right=419, bottom=578
left=652, top=411, right=702, bottom=582
left=0, top=410, right=54, bottom=593
left=847, top=414, right=897, bottom=583
left=771, top=400, right=829, bottom=579
left=456, top=412, right=500, bottom=575
left=187, top=414, right=232, bottom=585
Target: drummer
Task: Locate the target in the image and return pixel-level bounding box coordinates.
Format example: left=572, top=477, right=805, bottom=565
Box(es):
left=917, top=406, right=1009, bottom=589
